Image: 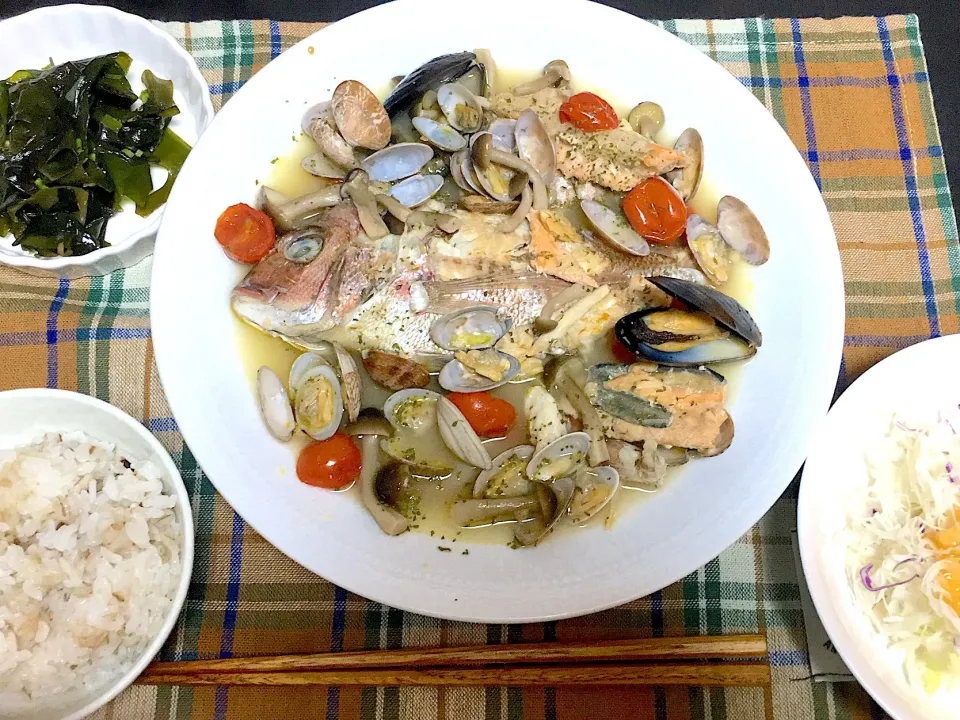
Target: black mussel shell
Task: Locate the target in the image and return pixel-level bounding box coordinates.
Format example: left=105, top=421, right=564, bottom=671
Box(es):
left=383, top=52, right=476, bottom=117
left=614, top=308, right=703, bottom=356
left=648, top=276, right=762, bottom=347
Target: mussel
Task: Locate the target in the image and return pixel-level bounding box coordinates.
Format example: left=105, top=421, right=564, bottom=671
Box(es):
left=614, top=276, right=761, bottom=366
left=383, top=52, right=476, bottom=117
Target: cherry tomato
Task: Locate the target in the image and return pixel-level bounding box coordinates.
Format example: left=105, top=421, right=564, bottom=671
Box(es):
left=446, top=392, right=517, bottom=438
left=296, top=432, right=362, bottom=490
left=611, top=335, right=637, bottom=364
left=214, top=203, right=276, bottom=263
left=558, top=92, right=619, bottom=132
left=621, top=177, right=687, bottom=245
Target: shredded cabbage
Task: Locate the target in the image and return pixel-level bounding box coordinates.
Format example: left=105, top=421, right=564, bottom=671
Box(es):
left=844, top=410, right=960, bottom=692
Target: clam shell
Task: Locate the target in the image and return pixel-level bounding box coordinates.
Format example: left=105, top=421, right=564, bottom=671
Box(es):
left=716, top=196, right=770, bottom=266
left=429, top=306, right=509, bottom=351
left=568, top=466, right=620, bottom=524
left=458, top=150, right=485, bottom=194
left=438, top=352, right=520, bottom=393
left=360, top=143, right=434, bottom=182
left=331, top=80, right=391, bottom=150
left=387, top=174, right=444, bottom=207
left=686, top=214, right=731, bottom=285
left=668, top=128, right=703, bottom=201
left=332, top=343, right=361, bottom=423
left=379, top=437, right=453, bottom=476
left=256, top=366, right=295, bottom=441
left=301, top=101, right=331, bottom=135
left=526, top=431, right=591, bottom=484
left=301, top=152, right=348, bottom=180
left=412, top=116, right=467, bottom=152
left=513, top=476, right=575, bottom=546
left=293, top=365, right=343, bottom=441
left=437, top=397, right=491, bottom=469
left=488, top=119, right=517, bottom=152
left=437, top=82, right=483, bottom=133
left=289, top=352, right=329, bottom=393
left=581, top=199, right=650, bottom=256
left=515, top=109, right=555, bottom=183
left=473, top=445, right=534, bottom=498
left=383, top=389, right=443, bottom=433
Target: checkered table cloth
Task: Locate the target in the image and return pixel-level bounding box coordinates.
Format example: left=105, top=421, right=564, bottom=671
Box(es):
left=0, top=14, right=955, bottom=720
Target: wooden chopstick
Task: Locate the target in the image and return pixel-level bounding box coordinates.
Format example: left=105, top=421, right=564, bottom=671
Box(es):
left=141, top=634, right=765, bottom=677
left=137, top=662, right=771, bottom=688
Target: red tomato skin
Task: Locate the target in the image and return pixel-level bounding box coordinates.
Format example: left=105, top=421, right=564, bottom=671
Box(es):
left=446, top=392, right=517, bottom=438
left=296, top=432, right=362, bottom=490
left=214, top=203, right=276, bottom=263
left=558, top=92, right=619, bottom=132
left=621, top=178, right=687, bottom=245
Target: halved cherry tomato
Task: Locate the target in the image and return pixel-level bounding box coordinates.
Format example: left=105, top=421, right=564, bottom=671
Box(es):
left=296, top=432, right=362, bottom=490
left=611, top=334, right=637, bottom=364
left=558, top=92, right=619, bottom=132
left=446, top=392, right=517, bottom=438
left=621, top=177, right=687, bottom=245
left=214, top=203, right=276, bottom=263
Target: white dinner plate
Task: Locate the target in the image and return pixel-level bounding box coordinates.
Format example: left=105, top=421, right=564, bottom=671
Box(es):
left=152, top=0, right=843, bottom=622
left=799, top=335, right=960, bottom=720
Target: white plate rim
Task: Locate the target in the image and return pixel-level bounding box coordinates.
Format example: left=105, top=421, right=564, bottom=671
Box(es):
left=152, top=0, right=844, bottom=623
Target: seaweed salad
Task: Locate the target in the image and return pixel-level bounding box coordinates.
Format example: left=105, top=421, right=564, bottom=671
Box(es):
left=0, top=52, right=191, bottom=256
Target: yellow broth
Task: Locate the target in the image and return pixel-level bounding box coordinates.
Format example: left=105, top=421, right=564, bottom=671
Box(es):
left=233, top=66, right=755, bottom=546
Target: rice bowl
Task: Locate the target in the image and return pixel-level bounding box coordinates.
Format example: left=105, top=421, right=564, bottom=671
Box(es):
left=0, top=389, right=193, bottom=720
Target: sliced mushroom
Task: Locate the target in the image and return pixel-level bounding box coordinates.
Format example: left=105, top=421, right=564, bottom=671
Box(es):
left=344, top=409, right=408, bottom=536
left=259, top=185, right=342, bottom=231
left=627, top=102, right=665, bottom=138
left=375, top=193, right=412, bottom=223
left=496, top=184, right=533, bottom=233
left=341, top=170, right=389, bottom=240
left=512, top=60, right=570, bottom=96
left=471, top=134, right=547, bottom=210
left=459, top=195, right=520, bottom=214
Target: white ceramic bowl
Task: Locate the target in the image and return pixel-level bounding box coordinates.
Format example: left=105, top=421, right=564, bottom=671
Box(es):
left=0, top=389, right=194, bottom=720
left=0, top=4, right=214, bottom=279
left=152, top=0, right=843, bottom=622
left=798, top=335, right=960, bottom=720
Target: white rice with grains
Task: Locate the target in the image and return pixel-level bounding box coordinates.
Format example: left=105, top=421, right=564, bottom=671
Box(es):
left=0, top=432, right=182, bottom=703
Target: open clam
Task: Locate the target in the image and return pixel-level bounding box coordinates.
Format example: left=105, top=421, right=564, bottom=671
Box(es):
left=473, top=445, right=535, bottom=498
left=256, top=366, right=295, bottom=441
left=686, top=214, right=731, bottom=285
left=411, top=116, right=467, bottom=152
left=290, top=359, right=343, bottom=441
left=387, top=174, right=444, bottom=207
left=383, top=52, right=476, bottom=117
left=360, top=143, right=434, bottom=182
left=568, top=466, right=620, bottom=524
left=488, top=119, right=517, bottom=153
left=437, top=82, right=483, bottom=133
left=716, top=196, right=770, bottom=265
left=439, top=350, right=520, bottom=392
left=383, top=389, right=443, bottom=433
left=526, top=431, right=591, bottom=485
left=429, top=306, right=510, bottom=351
left=332, top=343, right=361, bottom=423
left=614, top=276, right=761, bottom=366
left=581, top=199, right=650, bottom=256
left=513, top=476, right=575, bottom=546
left=301, top=101, right=331, bottom=135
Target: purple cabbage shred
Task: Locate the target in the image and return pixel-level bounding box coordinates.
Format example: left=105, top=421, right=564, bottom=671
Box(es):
left=859, top=563, right=920, bottom=592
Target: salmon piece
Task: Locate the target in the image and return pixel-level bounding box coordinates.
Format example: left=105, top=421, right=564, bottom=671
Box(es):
left=601, top=365, right=728, bottom=450
left=528, top=211, right=598, bottom=287
left=555, top=121, right=685, bottom=192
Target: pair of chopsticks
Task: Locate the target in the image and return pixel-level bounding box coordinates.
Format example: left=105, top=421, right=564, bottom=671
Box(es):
left=137, top=634, right=770, bottom=688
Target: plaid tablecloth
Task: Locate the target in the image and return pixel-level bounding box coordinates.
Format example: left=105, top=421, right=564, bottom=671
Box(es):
left=0, top=14, right=956, bottom=720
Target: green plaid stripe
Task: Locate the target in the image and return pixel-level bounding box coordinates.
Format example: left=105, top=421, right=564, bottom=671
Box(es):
left=0, top=13, right=948, bottom=720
